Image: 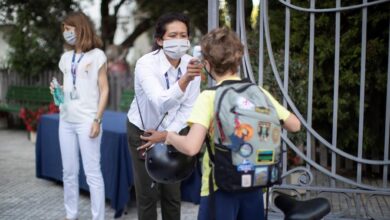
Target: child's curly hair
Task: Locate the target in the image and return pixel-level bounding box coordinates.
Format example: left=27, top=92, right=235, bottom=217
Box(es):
left=200, top=27, right=244, bottom=76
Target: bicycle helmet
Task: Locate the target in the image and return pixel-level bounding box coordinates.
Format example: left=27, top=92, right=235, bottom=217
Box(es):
left=145, top=142, right=196, bottom=184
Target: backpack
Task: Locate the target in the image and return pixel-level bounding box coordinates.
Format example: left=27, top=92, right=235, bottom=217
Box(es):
left=206, top=79, right=282, bottom=192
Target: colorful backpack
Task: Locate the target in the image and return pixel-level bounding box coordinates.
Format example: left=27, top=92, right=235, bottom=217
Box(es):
left=206, top=79, right=282, bottom=192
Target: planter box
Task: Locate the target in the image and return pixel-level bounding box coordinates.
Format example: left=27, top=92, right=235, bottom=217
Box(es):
left=29, top=131, right=37, bottom=143
left=0, top=117, right=7, bottom=129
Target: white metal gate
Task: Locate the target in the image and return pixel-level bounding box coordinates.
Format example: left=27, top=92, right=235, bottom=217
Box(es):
left=208, top=0, right=390, bottom=219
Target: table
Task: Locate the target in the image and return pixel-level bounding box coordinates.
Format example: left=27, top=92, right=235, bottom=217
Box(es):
left=35, top=111, right=201, bottom=218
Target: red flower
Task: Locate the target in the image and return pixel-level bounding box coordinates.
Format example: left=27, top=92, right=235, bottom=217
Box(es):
left=19, top=108, right=26, bottom=118
left=19, top=102, right=59, bottom=132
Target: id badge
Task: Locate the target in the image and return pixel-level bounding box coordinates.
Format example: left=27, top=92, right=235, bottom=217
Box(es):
left=70, top=88, right=79, bottom=100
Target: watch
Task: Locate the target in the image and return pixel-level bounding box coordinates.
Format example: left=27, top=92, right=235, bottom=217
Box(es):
left=94, top=118, right=102, bottom=124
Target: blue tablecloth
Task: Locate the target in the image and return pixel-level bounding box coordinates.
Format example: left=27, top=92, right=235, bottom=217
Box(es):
left=35, top=111, right=201, bottom=218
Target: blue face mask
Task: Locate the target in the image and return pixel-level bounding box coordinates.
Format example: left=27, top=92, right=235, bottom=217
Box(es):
left=63, top=31, right=76, bottom=45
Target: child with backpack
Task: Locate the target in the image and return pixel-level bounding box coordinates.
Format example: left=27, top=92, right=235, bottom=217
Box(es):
left=165, top=27, right=301, bottom=220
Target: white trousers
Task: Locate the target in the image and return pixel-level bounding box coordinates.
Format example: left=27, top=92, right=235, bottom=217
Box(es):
left=59, top=120, right=105, bottom=220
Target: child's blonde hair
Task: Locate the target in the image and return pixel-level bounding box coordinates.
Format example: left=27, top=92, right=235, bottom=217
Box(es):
left=200, top=27, right=244, bottom=76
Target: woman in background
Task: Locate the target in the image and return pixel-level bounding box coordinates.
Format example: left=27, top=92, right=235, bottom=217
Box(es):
left=51, top=11, right=109, bottom=220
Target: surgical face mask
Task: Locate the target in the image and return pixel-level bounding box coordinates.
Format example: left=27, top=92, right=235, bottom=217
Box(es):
left=63, top=31, right=76, bottom=45
left=163, top=39, right=190, bottom=60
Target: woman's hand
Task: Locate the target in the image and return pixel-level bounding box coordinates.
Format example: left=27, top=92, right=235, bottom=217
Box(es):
left=49, top=82, right=54, bottom=94
left=89, top=122, right=101, bottom=138
left=49, top=82, right=63, bottom=95
left=184, top=58, right=203, bottom=82
left=178, top=59, right=203, bottom=92
left=137, top=129, right=167, bottom=151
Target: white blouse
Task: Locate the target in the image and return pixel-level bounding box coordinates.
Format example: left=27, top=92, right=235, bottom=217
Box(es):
left=127, top=49, right=201, bottom=132
left=58, top=48, right=107, bottom=123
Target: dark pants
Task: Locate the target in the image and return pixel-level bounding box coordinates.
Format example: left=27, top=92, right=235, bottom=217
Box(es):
left=197, top=189, right=264, bottom=220
left=127, top=121, right=181, bottom=220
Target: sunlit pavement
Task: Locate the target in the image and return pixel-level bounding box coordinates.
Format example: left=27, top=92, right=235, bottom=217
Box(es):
left=0, top=129, right=199, bottom=220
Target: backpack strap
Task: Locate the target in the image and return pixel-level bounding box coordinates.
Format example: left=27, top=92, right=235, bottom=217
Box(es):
left=205, top=135, right=215, bottom=162
left=204, top=78, right=253, bottom=91
left=205, top=135, right=216, bottom=220
left=265, top=187, right=270, bottom=220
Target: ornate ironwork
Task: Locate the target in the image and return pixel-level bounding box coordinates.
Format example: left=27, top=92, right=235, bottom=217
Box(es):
left=207, top=0, right=390, bottom=218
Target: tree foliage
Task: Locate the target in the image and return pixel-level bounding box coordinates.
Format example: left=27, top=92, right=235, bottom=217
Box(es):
left=0, top=0, right=76, bottom=76
left=118, top=0, right=208, bottom=48
left=222, top=0, right=389, bottom=157
left=284, top=0, right=389, bottom=156
left=1, top=0, right=208, bottom=76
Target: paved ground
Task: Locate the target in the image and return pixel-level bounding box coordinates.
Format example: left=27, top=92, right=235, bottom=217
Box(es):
left=0, top=129, right=199, bottom=220
left=2, top=129, right=389, bottom=220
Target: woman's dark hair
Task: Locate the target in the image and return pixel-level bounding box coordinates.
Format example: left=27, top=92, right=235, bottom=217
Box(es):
left=152, top=12, right=190, bottom=51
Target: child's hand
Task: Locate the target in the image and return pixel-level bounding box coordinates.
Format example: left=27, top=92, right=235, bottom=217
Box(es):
left=165, top=131, right=177, bottom=145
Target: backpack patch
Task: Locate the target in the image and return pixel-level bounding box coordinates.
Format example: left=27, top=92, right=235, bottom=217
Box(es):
left=208, top=80, right=282, bottom=192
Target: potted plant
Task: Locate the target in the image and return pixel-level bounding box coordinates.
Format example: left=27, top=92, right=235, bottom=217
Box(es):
left=19, top=102, right=59, bottom=142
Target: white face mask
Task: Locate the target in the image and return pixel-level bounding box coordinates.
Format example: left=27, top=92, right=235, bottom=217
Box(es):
left=162, top=39, right=190, bottom=60
left=63, top=31, right=76, bottom=45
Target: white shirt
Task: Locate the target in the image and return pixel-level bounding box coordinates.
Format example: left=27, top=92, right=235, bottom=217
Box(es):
left=58, top=48, right=107, bottom=123
left=127, top=49, right=201, bottom=132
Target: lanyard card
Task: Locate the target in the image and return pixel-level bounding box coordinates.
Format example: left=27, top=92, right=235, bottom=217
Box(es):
left=70, top=52, right=84, bottom=100
left=70, top=87, right=80, bottom=100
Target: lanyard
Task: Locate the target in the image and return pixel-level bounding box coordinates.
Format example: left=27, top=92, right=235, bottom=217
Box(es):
left=164, top=68, right=182, bottom=89
left=71, top=52, right=84, bottom=88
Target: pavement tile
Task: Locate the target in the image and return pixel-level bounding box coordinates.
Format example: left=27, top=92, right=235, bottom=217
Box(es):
left=0, top=129, right=199, bottom=220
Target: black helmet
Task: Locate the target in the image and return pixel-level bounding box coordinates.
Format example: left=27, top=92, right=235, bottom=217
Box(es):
left=145, top=142, right=196, bottom=184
